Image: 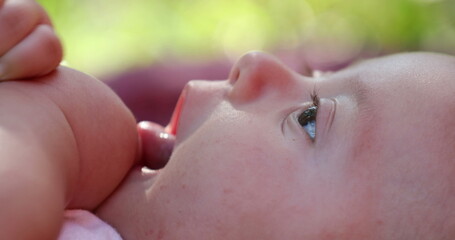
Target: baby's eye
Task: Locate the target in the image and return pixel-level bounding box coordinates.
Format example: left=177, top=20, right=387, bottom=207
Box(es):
left=297, top=106, right=318, bottom=140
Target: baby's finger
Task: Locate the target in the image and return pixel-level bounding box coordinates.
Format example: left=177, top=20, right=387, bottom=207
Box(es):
left=0, top=24, right=63, bottom=80
left=0, top=0, right=47, bottom=56
left=37, top=3, right=52, bottom=26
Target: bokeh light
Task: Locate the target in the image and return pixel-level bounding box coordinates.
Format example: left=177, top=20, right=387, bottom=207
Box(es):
left=37, top=0, right=455, bottom=77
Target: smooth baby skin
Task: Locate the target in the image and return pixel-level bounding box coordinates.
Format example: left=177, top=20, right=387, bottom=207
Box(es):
left=97, top=52, right=455, bottom=240
left=0, top=66, right=138, bottom=239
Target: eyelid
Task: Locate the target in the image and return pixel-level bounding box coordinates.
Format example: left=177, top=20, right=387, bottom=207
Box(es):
left=327, top=98, right=337, bottom=133
left=315, top=98, right=337, bottom=142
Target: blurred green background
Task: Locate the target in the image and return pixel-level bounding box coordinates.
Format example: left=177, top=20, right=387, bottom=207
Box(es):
left=37, top=0, right=455, bottom=77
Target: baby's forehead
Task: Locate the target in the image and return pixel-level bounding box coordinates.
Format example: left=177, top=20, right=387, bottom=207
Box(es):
left=364, top=53, right=455, bottom=108
left=353, top=52, right=455, bottom=77
left=331, top=52, right=455, bottom=97
left=330, top=52, right=455, bottom=160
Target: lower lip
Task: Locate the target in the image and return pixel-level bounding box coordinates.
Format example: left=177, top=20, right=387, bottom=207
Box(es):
left=165, top=89, right=187, bottom=135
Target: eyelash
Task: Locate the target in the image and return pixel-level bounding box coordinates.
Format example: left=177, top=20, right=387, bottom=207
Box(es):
left=310, top=89, right=320, bottom=108
left=297, top=89, right=320, bottom=141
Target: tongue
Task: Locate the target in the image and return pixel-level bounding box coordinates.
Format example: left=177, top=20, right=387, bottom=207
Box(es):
left=138, top=121, right=175, bottom=169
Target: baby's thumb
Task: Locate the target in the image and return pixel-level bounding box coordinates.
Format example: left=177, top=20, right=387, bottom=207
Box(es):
left=137, top=121, right=175, bottom=169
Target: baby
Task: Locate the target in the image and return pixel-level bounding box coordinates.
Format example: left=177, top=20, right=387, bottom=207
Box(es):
left=2, top=1, right=455, bottom=239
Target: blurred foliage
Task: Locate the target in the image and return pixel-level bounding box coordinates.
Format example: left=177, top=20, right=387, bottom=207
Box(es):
left=37, top=0, right=455, bottom=77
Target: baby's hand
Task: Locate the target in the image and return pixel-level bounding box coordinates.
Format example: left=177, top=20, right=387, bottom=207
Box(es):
left=0, top=0, right=62, bottom=81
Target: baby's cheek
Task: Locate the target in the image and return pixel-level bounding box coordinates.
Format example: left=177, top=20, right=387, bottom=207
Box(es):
left=314, top=184, right=382, bottom=239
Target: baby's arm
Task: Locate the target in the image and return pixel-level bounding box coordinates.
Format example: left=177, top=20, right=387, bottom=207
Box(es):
left=0, top=67, right=139, bottom=239
left=0, top=75, right=78, bottom=239
left=0, top=1, right=140, bottom=238
left=0, top=0, right=62, bottom=80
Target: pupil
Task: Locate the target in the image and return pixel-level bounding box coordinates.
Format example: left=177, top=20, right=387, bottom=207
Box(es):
left=298, top=106, right=317, bottom=126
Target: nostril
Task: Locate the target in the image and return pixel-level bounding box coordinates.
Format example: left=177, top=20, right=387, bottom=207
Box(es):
left=229, top=51, right=267, bottom=85
left=228, top=65, right=240, bottom=85
left=228, top=51, right=302, bottom=103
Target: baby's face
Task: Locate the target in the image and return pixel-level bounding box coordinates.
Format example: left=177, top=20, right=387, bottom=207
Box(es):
left=97, top=52, right=455, bottom=239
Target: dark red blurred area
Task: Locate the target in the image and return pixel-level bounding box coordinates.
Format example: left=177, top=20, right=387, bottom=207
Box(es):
left=105, top=59, right=231, bottom=126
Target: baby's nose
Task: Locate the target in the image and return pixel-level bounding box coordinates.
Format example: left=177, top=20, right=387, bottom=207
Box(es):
left=228, top=51, right=301, bottom=103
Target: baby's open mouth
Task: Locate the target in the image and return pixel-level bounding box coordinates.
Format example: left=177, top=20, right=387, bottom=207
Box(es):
left=166, top=88, right=187, bottom=136
left=139, top=89, right=187, bottom=170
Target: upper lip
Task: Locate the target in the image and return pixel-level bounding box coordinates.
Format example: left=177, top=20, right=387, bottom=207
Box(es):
left=166, top=80, right=230, bottom=144
left=165, top=87, right=187, bottom=135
